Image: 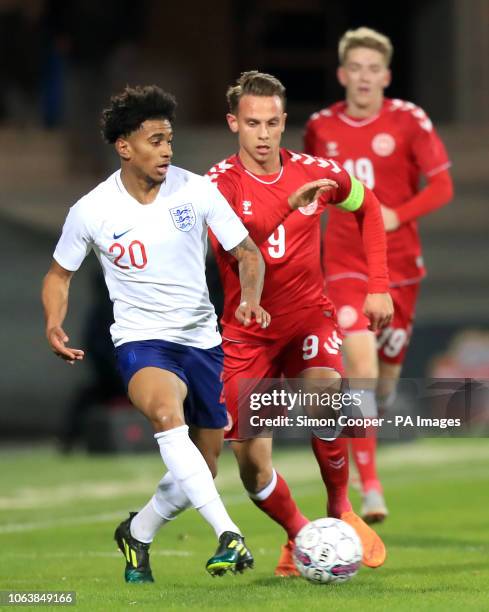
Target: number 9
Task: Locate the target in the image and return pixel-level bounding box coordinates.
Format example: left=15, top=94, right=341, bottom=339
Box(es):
left=267, top=224, right=286, bottom=259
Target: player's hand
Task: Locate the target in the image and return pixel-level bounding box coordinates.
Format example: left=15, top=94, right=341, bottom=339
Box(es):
left=46, top=326, right=85, bottom=365
left=235, top=302, right=271, bottom=328
left=363, top=293, right=393, bottom=332
left=380, top=205, right=400, bottom=232
left=288, top=179, right=338, bottom=210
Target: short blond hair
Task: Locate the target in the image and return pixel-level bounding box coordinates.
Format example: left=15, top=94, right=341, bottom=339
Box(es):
left=339, top=27, right=393, bottom=66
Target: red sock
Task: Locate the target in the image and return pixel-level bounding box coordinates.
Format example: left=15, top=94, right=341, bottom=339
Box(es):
left=350, top=435, right=382, bottom=493
left=311, top=435, right=352, bottom=518
left=251, top=471, right=308, bottom=540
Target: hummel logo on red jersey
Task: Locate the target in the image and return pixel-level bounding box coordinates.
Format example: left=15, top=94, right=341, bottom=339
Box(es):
left=325, top=141, right=339, bottom=157
left=242, top=201, right=253, bottom=216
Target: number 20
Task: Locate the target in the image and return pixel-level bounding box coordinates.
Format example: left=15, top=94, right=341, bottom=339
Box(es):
left=109, top=240, right=147, bottom=269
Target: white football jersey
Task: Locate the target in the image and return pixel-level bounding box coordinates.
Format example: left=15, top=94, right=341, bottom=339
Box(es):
left=53, top=166, right=248, bottom=348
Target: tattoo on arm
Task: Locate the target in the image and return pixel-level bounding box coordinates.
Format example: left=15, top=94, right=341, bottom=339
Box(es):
left=228, top=236, right=264, bottom=301
left=228, top=236, right=257, bottom=259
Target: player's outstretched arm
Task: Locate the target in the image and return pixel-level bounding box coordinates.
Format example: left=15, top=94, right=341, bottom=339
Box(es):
left=42, top=260, right=85, bottom=365
left=227, top=236, right=270, bottom=328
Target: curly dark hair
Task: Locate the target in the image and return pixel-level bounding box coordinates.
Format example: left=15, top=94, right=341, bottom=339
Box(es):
left=101, top=85, right=177, bottom=143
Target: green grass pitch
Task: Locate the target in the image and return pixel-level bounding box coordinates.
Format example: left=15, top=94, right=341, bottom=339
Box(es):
left=1, top=439, right=488, bottom=611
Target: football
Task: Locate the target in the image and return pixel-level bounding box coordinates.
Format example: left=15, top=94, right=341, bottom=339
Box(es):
left=293, top=518, right=362, bottom=584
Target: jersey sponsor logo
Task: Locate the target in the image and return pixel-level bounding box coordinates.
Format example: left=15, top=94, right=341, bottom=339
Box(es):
left=337, top=305, right=358, bottom=330
left=113, top=228, right=134, bottom=240
left=169, top=203, right=196, bottom=232
left=325, top=141, right=339, bottom=157
left=298, top=200, right=318, bottom=216
left=371, top=133, right=396, bottom=157
left=242, top=200, right=253, bottom=216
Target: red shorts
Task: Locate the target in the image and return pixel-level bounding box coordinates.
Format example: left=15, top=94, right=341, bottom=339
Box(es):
left=222, top=306, right=344, bottom=439
left=326, top=277, right=420, bottom=365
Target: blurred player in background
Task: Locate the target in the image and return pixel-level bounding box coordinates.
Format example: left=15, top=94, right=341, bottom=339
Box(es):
left=305, top=27, right=453, bottom=522
left=42, top=85, right=270, bottom=581
left=208, top=71, right=393, bottom=575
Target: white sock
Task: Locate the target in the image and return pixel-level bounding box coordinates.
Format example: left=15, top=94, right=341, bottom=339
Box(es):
left=247, top=469, right=277, bottom=501
left=153, top=471, right=192, bottom=519
left=130, top=472, right=192, bottom=543
left=197, top=498, right=241, bottom=538
left=155, top=425, right=240, bottom=538
left=130, top=499, right=166, bottom=544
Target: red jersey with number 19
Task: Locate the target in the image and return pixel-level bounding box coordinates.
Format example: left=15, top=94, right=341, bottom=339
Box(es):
left=207, top=148, right=388, bottom=342
left=304, top=98, right=451, bottom=285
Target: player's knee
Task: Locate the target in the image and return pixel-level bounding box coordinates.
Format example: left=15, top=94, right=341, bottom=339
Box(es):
left=347, top=361, right=378, bottom=381
left=148, top=402, right=185, bottom=431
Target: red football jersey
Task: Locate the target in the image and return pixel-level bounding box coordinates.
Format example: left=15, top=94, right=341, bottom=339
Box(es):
left=304, top=98, right=451, bottom=285
left=207, top=148, right=388, bottom=341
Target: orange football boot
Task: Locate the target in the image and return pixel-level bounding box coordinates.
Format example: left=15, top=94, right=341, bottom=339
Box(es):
left=341, top=510, right=386, bottom=568
left=274, top=540, right=300, bottom=577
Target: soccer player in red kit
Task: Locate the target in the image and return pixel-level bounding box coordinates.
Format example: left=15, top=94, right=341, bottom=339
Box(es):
left=304, top=28, right=454, bottom=522
left=208, top=71, right=393, bottom=574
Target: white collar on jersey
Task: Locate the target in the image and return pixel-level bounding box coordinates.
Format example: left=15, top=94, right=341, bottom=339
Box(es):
left=337, top=111, right=381, bottom=128
left=114, top=168, right=172, bottom=203
left=238, top=154, right=284, bottom=185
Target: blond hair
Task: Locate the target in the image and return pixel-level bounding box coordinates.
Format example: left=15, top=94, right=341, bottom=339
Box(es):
left=339, top=27, right=393, bottom=66
left=226, top=70, right=286, bottom=114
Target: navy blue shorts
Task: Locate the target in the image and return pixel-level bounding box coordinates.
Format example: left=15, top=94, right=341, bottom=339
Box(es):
left=115, top=339, right=227, bottom=429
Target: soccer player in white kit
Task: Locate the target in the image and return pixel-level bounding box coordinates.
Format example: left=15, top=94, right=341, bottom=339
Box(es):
left=42, top=85, right=271, bottom=581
